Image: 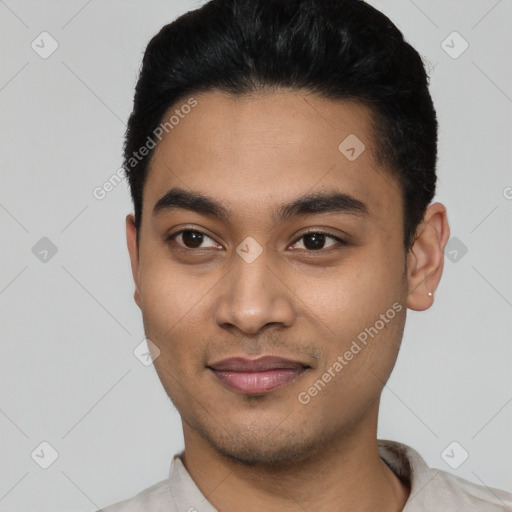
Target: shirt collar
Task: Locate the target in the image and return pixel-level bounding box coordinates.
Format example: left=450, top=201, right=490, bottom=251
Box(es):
left=166, top=440, right=439, bottom=511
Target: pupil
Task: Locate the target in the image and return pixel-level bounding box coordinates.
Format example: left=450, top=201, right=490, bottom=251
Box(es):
left=183, top=230, right=203, bottom=248
left=304, top=233, right=325, bottom=250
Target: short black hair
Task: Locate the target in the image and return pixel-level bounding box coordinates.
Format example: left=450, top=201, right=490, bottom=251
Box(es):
left=124, top=0, right=437, bottom=249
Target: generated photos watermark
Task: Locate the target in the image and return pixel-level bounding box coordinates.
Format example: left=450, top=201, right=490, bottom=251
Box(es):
left=298, top=301, right=403, bottom=405
left=126, top=96, right=198, bottom=169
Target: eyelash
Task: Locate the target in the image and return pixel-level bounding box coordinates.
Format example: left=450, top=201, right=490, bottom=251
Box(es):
left=165, top=228, right=347, bottom=254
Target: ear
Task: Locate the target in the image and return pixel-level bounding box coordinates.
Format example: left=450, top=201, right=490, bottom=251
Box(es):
left=126, top=214, right=142, bottom=309
left=406, top=202, right=450, bottom=311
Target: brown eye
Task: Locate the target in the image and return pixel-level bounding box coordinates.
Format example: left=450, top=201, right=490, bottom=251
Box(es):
left=181, top=230, right=205, bottom=248
left=303, top=233, right=328, bottom=250
left=166, top=230, right=220, bottom=250
left=290, top=231, right=344, bottom=252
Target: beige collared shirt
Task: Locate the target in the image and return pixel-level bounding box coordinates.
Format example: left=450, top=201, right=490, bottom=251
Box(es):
left=99, top=440, right=512, bottom=511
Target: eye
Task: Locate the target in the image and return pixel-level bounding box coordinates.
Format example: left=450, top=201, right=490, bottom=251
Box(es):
left=166, top=229, right=221, bottom=250
left=166, top=229, right=347, bottom=253
left=289, top=231, right=346, bottom=252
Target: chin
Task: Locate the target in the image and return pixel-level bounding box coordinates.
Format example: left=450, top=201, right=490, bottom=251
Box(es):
left=192, top=418, right=322, bottom=469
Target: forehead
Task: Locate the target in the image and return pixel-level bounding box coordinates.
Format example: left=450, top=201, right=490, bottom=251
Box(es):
left=143, top=89, right=401, bottom=225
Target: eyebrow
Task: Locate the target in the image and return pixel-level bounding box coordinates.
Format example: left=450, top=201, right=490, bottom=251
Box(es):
left=152, top=187, right=368, bottom=223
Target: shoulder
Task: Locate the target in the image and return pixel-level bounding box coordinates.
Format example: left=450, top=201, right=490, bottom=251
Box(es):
left=97, top=478, right=174, bottom=512
left=414, top=469, right=512, bottom=512
left=426, top=469, right=512, bottom=511
left=95, top=453, right=214, bottom=512
left=378, top=440, right=512, bottom=511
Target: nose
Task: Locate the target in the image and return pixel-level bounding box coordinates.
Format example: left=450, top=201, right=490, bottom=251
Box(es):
left=214, top=250, right=296, bottom=335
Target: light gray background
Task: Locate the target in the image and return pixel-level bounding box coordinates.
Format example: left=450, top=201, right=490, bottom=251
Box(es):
left=0, top=0, right=511, bottom=510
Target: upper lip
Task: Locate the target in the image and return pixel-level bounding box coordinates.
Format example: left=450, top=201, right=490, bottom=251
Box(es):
left=207, top=356, right=309, bottom=372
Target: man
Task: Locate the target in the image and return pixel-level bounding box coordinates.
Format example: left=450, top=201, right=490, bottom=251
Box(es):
left=101, top=0, right=512, bottom=510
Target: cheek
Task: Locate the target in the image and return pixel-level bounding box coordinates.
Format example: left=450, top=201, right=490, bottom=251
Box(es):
left=291, top=246, right=405, bottom=332
left=294, top=245, right=407, bottom=385
left=137, top=253, right=215, bottom=357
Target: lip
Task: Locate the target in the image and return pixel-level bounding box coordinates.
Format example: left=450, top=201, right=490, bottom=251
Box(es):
left=207, top=356, right=309, bottom=394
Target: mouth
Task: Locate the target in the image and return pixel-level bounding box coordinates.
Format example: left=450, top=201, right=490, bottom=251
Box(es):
left=207, top=356, right=310, bottom=394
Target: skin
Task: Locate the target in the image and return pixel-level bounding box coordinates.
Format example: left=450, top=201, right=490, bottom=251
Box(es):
left=126, top=89, right=450, bottom=511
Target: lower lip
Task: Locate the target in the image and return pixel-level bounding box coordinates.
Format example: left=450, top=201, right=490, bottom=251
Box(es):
left=210, top=368, right=306, bottom=394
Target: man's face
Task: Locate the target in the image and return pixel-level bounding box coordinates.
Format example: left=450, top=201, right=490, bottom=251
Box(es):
left=128, top=89, right=411, bottom=465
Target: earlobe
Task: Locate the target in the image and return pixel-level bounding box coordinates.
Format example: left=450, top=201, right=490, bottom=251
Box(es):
left=126, top=214, right=142, bottom=309
left=406, top=202, right=450, bottom=311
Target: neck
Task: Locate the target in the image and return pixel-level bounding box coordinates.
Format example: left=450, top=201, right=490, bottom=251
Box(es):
left=180, top=405, right=410, bottom=512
